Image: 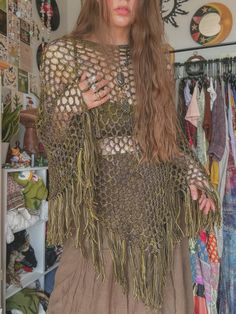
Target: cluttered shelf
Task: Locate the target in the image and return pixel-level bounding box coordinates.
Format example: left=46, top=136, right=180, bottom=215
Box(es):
left=6, top=271, right=44, bottom=299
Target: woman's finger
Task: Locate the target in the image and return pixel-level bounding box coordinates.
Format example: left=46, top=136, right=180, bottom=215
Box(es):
left=94, top=79, right=110, bottom=91
left=189, top=184, right=198, bottom=200
left=199, top=198, right=207, bottom=210
left=92, top=94, right=111, bottom=108
left=209, top=199, right=216, bottom=212
left=79, top=72, right=90, bottom=91
left=199, top=193, right=205, bottom=204
left=203, top=200, right=211, bottom=215
left=98, top=87, right=111, bottom=99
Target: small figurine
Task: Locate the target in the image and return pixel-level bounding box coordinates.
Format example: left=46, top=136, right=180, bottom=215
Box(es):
left=10, top=142, right=31, bottom=167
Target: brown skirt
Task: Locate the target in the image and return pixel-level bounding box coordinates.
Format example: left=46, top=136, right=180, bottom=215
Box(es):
left=47, top=238, right=193, bottom=314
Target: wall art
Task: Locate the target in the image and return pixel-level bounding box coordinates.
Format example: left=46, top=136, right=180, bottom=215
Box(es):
left=20, top=19, right=30, bottom=45
left=4, top=65, right=17, bottom=89
left=30, top=74, right=39, bottom=98
left=20, top=42, right=33, bottom=73
left=18, top=0, right=32, bottom=22
left=36, top=0, right=60, bottom=32
left=0, top=34, right=8, bottom=60
left=0, top=9, right=7, bottom=36
left=8, top=0, right=18, bottom=15
left=160, top=0, right=190, bottom=28
left=0, top=0, right=6, bottom=12
left=8, top=39, right=20, bottom=67
left=18, top=69, right=28, bottom=94
left=2, top=87, right=12, bottom=107
left=190, top=3, right=233, bottom=45
left=8, top=12, right=20, bottom=42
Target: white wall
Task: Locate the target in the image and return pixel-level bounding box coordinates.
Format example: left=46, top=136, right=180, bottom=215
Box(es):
left=164, top=0, right=236, bottom=62
left=66, top=0, right=81, bottom=34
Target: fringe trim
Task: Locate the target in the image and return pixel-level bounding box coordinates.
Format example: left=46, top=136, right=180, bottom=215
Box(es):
left=47, top=183, right=221, bottom=311
left=47, top=109, right=221, bottom=311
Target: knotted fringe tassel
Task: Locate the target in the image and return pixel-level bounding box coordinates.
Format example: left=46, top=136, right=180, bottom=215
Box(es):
left=47, top=108, right=105, bottom=277
left=104, top=186, right=221, bottom=312
left=47, top=110, right=221, bottom=312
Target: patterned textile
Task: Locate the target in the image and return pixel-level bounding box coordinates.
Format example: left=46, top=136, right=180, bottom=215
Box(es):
left=190, top=231, right=220, bottom=314
left=7, top=176, right=24, bottom=211
left=218, top=84, right=236, bottom=314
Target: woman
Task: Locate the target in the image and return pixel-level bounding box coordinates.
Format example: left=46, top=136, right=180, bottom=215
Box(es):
left=37, top=1, right=220, bottom=313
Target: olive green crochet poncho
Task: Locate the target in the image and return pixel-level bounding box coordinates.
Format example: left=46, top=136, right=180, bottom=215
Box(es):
left=37, top=37, right=220, bottom=312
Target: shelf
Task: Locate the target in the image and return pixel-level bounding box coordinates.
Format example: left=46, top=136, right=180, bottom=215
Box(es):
left=44, top=262, right=59, bottom=275
left=6, top=271, right=44, bottom=299
left=12, top=219, right=45, bottom=235
left=2, top=166, right=48, bottom=173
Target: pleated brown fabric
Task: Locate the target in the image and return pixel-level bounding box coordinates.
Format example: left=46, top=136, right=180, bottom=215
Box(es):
left=47, top=237, right=193, bottom=314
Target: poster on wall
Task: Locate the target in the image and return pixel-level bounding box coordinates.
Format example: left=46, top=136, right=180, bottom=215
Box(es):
left=18, top=0, right=32, bottom=22
left=2, top=87, right=12, bottom=106
left=4, top=65, right=17, bottom=89
left=0, top=9, right=7, bottom=36
left=8, top=39, right=20, bottom=66
left=0, top=0, right=6, bottom=12
left=30, top=74, right=40, bottom=98
left=8, top=0, right=18, bottom=15
left=20, top=42, right=33, bottom=73
left=0, top=34, right=8, bottom=60
left=20, top=19, right=30, bottom=45
left=18, top=69, right=29, bottom=94
left=8, top=12, right=20, bottom=42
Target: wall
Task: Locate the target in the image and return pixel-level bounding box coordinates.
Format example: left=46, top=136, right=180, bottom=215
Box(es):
left=0, top=0, right=68, bottom=147
left=164, top=0, right=236, bottom=62
left=66, top=0, right=81, bottom=34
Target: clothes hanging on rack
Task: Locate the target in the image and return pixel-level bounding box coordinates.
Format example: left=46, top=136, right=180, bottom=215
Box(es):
left=176, top=58, right=236, bottom=313
left=218, top=82, right=236, bottom=314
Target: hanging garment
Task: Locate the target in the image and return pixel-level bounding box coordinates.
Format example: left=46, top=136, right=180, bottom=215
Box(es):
left=37, top=38, right=220, bottom=313
left=203, top=87, right=212, bottom=144
left=218, top=83, right=236, bottom=313
left=208, top=82, right=226, bottom=162
left=196, top=87, right=208, bottom=166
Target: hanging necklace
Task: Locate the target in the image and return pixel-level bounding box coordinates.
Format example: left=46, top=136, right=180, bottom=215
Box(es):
left=115, top=46, right=131, bottom=113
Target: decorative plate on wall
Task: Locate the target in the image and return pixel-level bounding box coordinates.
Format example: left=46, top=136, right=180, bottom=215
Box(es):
left=36, top=0, right=60, bottom=31
left=190, top=3, right=233, bottom=46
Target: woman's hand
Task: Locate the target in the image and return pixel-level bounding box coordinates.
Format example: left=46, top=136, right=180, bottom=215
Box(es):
left=189, top=184, right=216, bottom=215
left=79, top=72, right=111, bottom=109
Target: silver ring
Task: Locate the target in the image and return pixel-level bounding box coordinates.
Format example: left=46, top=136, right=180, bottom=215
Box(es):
left=91, top=83, right=97, bottom=91
left=88, top=75, right=96, bottom=85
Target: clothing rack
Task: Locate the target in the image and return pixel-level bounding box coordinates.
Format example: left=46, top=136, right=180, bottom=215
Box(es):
left=170, top=41, right=236, bottom=54
left=174, top=56, right=236, bottom=80
left=174, top=56, right=236, bottom=68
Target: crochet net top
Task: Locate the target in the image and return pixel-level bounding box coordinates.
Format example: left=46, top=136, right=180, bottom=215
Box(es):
left=37, top=37, right=220, bottom=311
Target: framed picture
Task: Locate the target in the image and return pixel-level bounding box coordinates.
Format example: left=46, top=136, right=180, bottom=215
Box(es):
left=0, top=34, right=8, bottom=60
left=0, top=0, right=6, bottom=12
left=18, top=69, right=29, bottom=94
left=20, top=19, right=30, bottom=45
left=0, top=9, right=7, bottom=36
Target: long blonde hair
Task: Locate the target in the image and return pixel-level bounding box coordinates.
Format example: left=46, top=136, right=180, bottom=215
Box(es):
left=71, top=0, right=179, bottom=163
